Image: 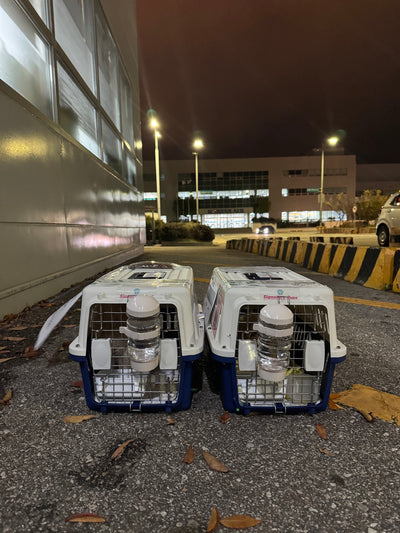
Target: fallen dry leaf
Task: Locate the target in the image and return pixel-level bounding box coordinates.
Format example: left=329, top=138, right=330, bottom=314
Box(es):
left=62, top=415, right=96, bottom=424
left=70, top=380, right=84, bottom=388
left=0, top=357, right=14, bottom=364
left=65, top=513, right=105, bottom=523
left=0, top=346, right=7, bottom=351
left=62, top=324, right=76, bottom=328
left=166, top=417, right=176, bottom=425
left=207, top=507, right=221, bottom=533
left=220, top=514, right=262, bottom=529
left=0, top=389, right=13, bottom=405
left=202, top=451, right=229, bottom=473
left=3, top=337, right=25, bottom=342
left=183, top=445, right=195, bottom=464
left=39, top=301, right=53, bottom=308
left=328, top=396, right=343, bottom=410
left=316, top=423, right=327, bottom=440
left=111, top=439, right=134, bottom=460
left=334, top=384, right=400, bottom=426
left=9, top=326, right=28, bottom=331
left=23, top=346, right=41, bottom=358
left=219, top=411, right=231, bottom=424
left=319, top=448, right=333, bottom=456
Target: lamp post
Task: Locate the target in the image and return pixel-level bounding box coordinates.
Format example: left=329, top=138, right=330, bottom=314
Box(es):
left=192, top=138, right=204, bottom=222
left=150, top=118, right=161, bottom=219
left=319, top=136, right=339, bottom=232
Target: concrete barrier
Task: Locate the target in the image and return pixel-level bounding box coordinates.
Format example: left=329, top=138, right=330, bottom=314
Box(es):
left=226, top=237, right=398, bottom=292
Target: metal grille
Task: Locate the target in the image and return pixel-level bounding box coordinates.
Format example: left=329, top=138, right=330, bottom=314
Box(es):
left=88, top=303, right=181, bottom=406
left=236, top=304, right=330, bottom=406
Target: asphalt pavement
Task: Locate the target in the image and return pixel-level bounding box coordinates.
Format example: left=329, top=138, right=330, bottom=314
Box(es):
left=1, top=241, right=399, bottom=532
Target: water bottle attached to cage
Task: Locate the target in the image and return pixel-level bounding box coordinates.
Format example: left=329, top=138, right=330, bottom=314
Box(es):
left=119, top=295, right=161, bottom=371
left=253, top=303, right=293, bottom=382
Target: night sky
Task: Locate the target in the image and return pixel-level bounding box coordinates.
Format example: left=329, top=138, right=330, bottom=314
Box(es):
left=136, top=0, right=400, bottom=164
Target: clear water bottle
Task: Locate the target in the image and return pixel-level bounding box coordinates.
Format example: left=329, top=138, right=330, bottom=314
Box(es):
left=253, top=303, right=293, bottom=382
left=119, top=295, right=161, bottom=371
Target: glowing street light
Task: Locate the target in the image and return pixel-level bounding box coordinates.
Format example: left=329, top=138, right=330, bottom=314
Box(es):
left=319, top=136, right=339, bottom=232
left=150, top=118, right=161, bottom=218
left=192, top=138, right=204, bottom=221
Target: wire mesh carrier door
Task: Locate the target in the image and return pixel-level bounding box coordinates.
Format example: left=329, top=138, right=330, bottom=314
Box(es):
left=234, top=303, right=331, bottom=413
left=88, top=302, right=183, bottom=410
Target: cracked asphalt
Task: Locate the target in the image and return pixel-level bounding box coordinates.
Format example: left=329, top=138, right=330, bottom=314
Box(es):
left=0, top=242, right=399, bottom=532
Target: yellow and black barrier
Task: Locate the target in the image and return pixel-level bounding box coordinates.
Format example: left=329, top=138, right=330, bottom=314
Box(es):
left=226, top=238, right=400, bottom=293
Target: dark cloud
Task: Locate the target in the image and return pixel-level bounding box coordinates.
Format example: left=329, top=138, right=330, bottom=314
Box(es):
left=136, top=0, right=400, bottom=163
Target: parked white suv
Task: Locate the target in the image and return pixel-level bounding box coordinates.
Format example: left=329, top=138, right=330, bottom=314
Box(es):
left=376, top=191, right=400, bottom=246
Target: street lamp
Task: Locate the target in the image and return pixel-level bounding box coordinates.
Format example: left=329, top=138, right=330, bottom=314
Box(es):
left=192, top=138, right=204, bottom=221
left=150, top=118, right=161, bottom=219
left=319, top=136, right=339, bottom=232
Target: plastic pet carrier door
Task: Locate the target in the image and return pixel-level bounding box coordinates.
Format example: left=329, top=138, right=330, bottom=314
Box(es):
left=204, top=267, right=346, bottom=414
left=69, top=262, right=204, bottom=412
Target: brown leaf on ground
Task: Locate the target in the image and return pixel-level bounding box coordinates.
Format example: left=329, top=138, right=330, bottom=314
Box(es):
left=23, top=346, right=41, bottom=358
left=328, top=394, right=343, bottom=410
left=316, top=423, right=327, bottom=440
left=70, top=380, right=84, bottom=388
left=219, top=411, right=231, bottom=424
left=65, top=513, right=105, bottom=523
left=0, top=313, right=20, bottom=324
left=62, top=324, right=76, bottom=328
left=333, top=384, right=400, bottom=426
left=9, top=326, right=28, bottom=331
left=202, top=451, right=229, bottom=473
left=111, top=439, right=134, bottom=460
left=166, top=417, right=176, bottom=425
left=0, top=346, right=7, bottom=351
left=0, top=389, right=13, bottom=405
left=183, top=445, right=195, bottom=464
left=62, top=415, right=96, bottom=424
left=319, top=448, right=333, bottom=456
left=207, top=507, right=221, bottom=532
left=3, top=337, right=25, bottom=342
left=39, top=301, right=53, bottom=308
left=220, top=514, right=262, bottom=529
left=0, top=357, right=14, bottom=364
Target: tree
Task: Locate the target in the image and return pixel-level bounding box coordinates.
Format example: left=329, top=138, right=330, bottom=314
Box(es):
left=324, top=192, right=354, bottom=221
left=356, top=190, right=388, bottom=222
left=253, top=196, right=271, bottom=217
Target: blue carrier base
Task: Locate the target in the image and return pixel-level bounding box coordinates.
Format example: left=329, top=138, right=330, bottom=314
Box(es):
left=212, top=354, right=345, bottom=416
left=69, top=354, right=202, bottom=413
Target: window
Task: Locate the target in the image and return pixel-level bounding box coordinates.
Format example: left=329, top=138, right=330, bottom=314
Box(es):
left=54, top=0, right=96, bottom=93
left=27, top=0, right=48, bottom=25
left=96, top=9, right=120, bottom=128
left=120, top=67, right=134, bottom=149
left=281, top=188, right=288, bottom=197
left=58, top=63, right=99, bottom=156
left=102, top=117, right=122, bottom=174
left=124, top=147, right=136, bottom=186
left=0, top=0, right=53, bottom=117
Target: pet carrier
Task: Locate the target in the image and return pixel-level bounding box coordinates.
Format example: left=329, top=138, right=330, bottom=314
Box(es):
left=69, top=261, right=204, bottom=412
left=204, top=266, right=346, bottom=414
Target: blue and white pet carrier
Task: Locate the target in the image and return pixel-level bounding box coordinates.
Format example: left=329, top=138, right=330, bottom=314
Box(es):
left=204, top=266, right=346, bottom=415
left=69, top=262, right=204, bottom=412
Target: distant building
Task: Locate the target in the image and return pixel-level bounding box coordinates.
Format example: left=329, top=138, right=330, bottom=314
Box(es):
left=143, top=154, right=356, bottom=228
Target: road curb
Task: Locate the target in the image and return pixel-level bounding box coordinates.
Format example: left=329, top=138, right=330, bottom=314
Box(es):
left=226, top=238, right=399, bottom=292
